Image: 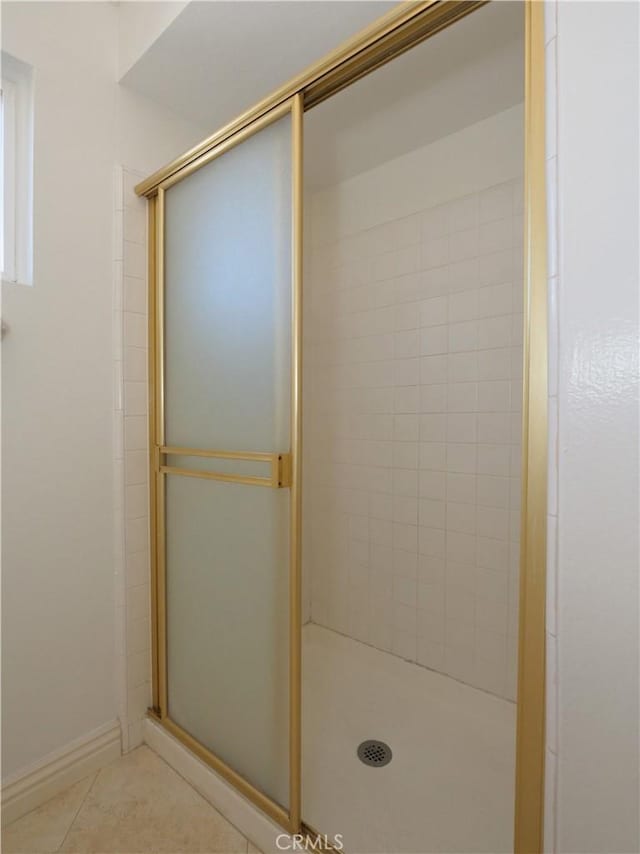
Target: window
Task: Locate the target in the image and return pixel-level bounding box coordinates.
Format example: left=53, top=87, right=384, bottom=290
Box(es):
left=1, top=52, right=33, bottom=285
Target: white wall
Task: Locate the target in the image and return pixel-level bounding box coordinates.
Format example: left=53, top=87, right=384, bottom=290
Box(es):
left=1, top=2, right=119, bottom=780
left=1, top=1, right=206, bottom=782
left=116, top=83, right=206, bottom=176
left=117, top=1, right=188, bottom=81
left=543, top=4, right=560, bottom=848
left=545, top=1, right=640, bottom=852
left=304, top=106, right=524, bottom=700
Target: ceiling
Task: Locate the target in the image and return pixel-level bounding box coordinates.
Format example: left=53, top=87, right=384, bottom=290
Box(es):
left=121, top=1, right=399, bottom=130
left=305, top=1, right=525, bottom=188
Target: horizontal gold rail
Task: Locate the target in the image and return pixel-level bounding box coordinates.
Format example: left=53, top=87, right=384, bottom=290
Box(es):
left=158, top=446, right=291, bottom=488
left=134, top=3, right=489, bottom=199
left=159, top=466, right=274, bottom=487
left=161, top=446, right=275, bottom=463
left=158, top=100, right=293, bottom=192
left=302, top=0, right=487, bottom=109
left=134, top=2, right=438, bottom=197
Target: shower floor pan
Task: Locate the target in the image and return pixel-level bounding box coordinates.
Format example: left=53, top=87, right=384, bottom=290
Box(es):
left=302, top=623, right=516, bottom=854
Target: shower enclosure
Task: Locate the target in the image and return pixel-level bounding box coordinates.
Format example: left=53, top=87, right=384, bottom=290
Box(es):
left=135, top=2, right=547, bottom=850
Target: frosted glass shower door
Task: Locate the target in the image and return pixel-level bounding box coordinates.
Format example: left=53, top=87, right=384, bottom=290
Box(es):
left=154, top=98, right=301, bottom=829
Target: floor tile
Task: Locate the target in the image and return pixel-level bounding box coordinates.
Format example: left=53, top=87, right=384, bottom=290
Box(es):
left=2, top=774, right=96, bottom=854
left=60, top=746, right=246, bottom=853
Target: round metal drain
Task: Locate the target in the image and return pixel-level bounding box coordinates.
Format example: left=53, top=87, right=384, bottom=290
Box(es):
left=357, top=739, right=392, bottom=768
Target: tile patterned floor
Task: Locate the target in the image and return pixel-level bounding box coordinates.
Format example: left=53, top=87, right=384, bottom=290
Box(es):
left=2, top=747, right=262, bottom=854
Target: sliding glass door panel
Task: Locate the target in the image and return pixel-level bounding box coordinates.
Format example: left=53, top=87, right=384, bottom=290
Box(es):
left=163, top=113, right=292, bottom=453
left=155, top=98, right=302, bottom=826
left=165, top=474, right=290, bottom=807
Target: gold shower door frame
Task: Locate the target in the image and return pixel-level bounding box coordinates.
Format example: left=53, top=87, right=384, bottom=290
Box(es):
left=139, top=1, right=548, bottom=849
left=146, top=95, right=303, bottom=832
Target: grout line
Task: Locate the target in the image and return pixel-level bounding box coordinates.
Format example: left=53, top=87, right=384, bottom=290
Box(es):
left=144, top=746, right=257, bottom=849
left=305, top=621, right=515, bottom=704
left=55, top=770, right=100, bottom=853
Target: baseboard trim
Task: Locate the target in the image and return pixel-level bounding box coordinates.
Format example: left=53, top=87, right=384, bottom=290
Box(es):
left=1, top=720, right=122, bottom=826
left=143, top=717, right=290, bottom=854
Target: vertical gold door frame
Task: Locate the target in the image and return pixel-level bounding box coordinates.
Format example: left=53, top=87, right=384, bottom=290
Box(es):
left=289, top=93, right=303, bottom=833
left=140, top=1, right=548, bottom=849
left=154, top=185, right=168, bottom=719
left=147, top=194, right=160, bottom=713
left=515, top=2, right=548, bottom=852
left=147, top=96, right=303, bottom=833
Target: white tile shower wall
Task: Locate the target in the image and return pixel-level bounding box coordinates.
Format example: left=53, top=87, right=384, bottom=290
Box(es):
left=114, top=166, right=152, bottom=751
left=305, top=175, right=523, bottom=700
left=113, top=166, right=127, bottom=752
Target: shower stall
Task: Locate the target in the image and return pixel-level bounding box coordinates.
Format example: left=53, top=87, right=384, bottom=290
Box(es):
left=135, top=2, right=548, bottom=851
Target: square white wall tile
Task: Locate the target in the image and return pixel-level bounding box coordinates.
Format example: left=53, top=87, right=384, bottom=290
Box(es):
left=114, top=166, right=152, bottom=752
left=305, top=176, right=524, bottom=699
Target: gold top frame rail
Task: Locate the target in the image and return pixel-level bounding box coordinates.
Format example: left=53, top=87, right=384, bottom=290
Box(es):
left=158, top=446, right=292, bottom=489
left=134, top=0, right=486, bottom=198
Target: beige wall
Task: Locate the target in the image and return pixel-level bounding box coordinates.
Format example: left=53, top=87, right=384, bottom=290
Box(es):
left=1, top=1, right=205, bottom=780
